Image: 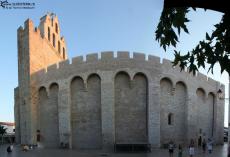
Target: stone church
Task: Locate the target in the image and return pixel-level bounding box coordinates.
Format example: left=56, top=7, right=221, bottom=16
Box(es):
left=14, top=13, right=225, bottom=150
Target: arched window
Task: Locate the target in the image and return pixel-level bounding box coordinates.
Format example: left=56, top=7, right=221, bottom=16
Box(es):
left=168, top=113, right=174, bottom=125
left=63, top=47, right=65, bottom=58
left=48, top=27, right=50, bottom=41
left=53, top=33, right=56, bottom=47
left=58, top=41, right=61, bottom=53
left=55, top=23, right=58, bottom=33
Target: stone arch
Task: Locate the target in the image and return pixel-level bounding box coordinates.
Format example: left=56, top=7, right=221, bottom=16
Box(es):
left=160, top=77, right=174, bottom=145
left=39, top=83, right=59, bottom=148
left=196, top=88, right=207, bottom=142
left=113, top=70, right=131, bottom=81
left=206, top=92, right=215, bottom=138
left=71, top=74, right=102, bottom=149
left=39, top=86, right=47, bottom=94
left=63, top=51, right=65, bottom=59
left=53, top=33, right=56, bottom=47
left=49, top=82, right=59, bottom=90
left=160, top=76, right=174, bottom=86
left=176, top=81, right=187, bottom=90
left=58, top=41, right=61, bottom=53
left=87, top=73, right=101, bottom=82
left=132, top=73, right=148, bottom=141
left=160, top=77, right=173, bottom=93
left=55, top=23, right=58, bottom=33
left=48, top=27, right=50, bottom=41
left=63, top=47, right=65, bottom=58
left=115, top=72, right=147, bottom=143
left=70, top=76, right=84, bottom=85
left=38, top=86, right=48, bottom=145
left=174, top=81, right=187, bottom=144
left=196, top=88, right=206, bottom=102
left=37, top=86, right=48, bottom=143
left=71, top=76, right=84, bottom=149
left=133, top=72, right=149, bottom=83
left=86, top=74, right=102, bottom=148
left=49, top=83, right=59, bottom=147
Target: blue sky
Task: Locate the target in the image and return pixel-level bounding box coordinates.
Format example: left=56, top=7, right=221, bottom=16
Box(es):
left=0, top=0, right=228, bottom=126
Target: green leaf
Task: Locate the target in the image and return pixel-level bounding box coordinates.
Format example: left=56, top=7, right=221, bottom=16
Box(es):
left=155, top=7, right=190, bottom=51
left=163, top=45, right=166, bottom=51
left=192, top=7, right=196, bottom=11
left=183, top=26, right=189, bottom=34
left=206, top=33, right=211, bottom=41
left=155, top=8, right=229, bottom=76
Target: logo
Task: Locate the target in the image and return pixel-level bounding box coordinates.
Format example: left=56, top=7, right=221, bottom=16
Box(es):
left=0, top=0, right=9, bottom=8
left=0, top=0, right=35, bottom=9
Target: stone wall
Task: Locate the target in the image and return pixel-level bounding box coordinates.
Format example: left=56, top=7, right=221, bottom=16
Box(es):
left=115, top=72, right=147, bottom=143
left=26, top=51, right=224, bottom=149
left=160, top=79, right=186, bottom=146
left=71, top=75, right=102, bottom=149
left=160, top=78, right=174, bottom=144
left=15, top=14, right=225, bottom=150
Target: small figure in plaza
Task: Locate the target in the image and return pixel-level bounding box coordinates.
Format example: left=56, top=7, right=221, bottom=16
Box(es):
left=10, top=144, right=13, bottom=150
left=168, top=140, right=174, bottom=157
left=202, top=139, right=206, bottom=153
left=207, top=138, right=213, bottom=154
left=198, top=136, right=202, bottom=146
left=178, top=144, right=182, bottom=157
left=190, top=139, right=195, bottom=145
left=6, top=144, right=13, bottom=153
left=22, top=145, right=29, bottom=152
left=189, top=139, right=195, bottom=157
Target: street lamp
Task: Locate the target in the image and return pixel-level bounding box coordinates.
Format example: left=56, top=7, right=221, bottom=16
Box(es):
left=217, top=89, right=225, bottom=99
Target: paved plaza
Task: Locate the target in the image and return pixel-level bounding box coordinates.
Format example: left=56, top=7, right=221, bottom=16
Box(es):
left=0, top=143, right=229, bottom=157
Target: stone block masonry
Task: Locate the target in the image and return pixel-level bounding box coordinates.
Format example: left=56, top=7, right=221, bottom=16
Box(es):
left=14, top=13, right=225, bottom=151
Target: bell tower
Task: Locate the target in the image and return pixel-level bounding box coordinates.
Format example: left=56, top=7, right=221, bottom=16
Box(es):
left=16, top=13, right=68, bottom=144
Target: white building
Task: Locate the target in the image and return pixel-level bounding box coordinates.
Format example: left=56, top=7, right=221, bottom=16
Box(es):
left=0, top=122, right=15, bottom=143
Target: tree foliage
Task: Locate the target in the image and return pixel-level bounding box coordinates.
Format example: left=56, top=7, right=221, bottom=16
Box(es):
left=155, top=7, right=230, bottom=75
left=0, top=125, right=7, bottom=144
left=0, top=125, right=7, bottom=136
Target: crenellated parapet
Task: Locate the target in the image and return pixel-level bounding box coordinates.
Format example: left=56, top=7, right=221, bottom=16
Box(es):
left=32, top=51, right=222, bottom=96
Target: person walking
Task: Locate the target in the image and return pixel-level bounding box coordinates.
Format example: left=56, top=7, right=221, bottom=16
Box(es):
left=6, top=143, right=13, bottom=153
left=207, top=138, right=213, bottom=154
left=22, top=145, right=29, bottom=152
left=202, top=139, right=206, bottom=153
left=6, top=145, right=12, bottom=153
left=189, top=140, right=195, bottom=157
left=168, top=140, right=174, bottom=157
left=178, top=144, right=182, bottom=157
